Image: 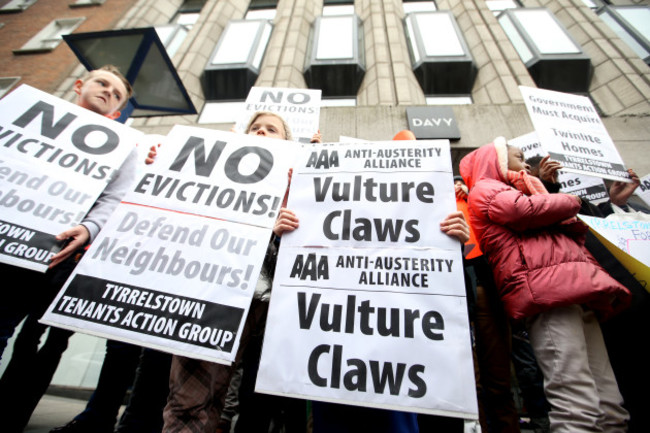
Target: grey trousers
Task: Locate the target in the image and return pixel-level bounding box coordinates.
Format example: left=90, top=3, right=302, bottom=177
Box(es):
left=526, top=304, right=629, bottom=433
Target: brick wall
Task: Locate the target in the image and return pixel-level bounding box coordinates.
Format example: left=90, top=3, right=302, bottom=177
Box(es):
left=0, top=0, right=134, bottom=94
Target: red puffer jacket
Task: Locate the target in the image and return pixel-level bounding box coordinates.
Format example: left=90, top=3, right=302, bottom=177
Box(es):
left=459, top=139, right=630, bottom=320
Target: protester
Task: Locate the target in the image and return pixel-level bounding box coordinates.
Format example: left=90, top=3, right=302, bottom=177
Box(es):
left=460, top=137, right=631, bottom=433
left=454, top=175, right=522, bottom=433
left=0, top=65, right=137, bottom=433
left=310, top=131, right=472, bottom=433
left=509, top=322, right=549, bottom=433
left=31, top=142, right=168, bottom=433
left=162, top=111, right=315, bottom=433
left=215, top=361, right=243, bottom=433
left=526, top=155, right=649, bottom=433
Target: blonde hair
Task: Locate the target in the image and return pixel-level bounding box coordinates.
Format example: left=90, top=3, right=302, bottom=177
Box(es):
left=81, top=65, right=133, bottom=110
left=245, top=111, right=293, bottom=141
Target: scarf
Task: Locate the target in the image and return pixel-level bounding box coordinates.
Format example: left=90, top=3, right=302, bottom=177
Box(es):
left=506, top=170, right=549, bottom=196
left=507, top=169, right=579, bottom=224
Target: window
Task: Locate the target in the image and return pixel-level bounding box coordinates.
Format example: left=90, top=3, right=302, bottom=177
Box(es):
left=485, top=1, right=520, bottom=16
left=0, top=0, right=37, bottom=13
left=210, top=20, right=272, bottom=66
left=598, top=6, right=650, bottom=65
left=249, top=0, right=278, bottom=8
left=402, top=1, right=437, bottom=14
left=303, top=2, right=365, bottom=97
left=0, top=77, right=20, bottom=98
left=510, top=10, right=581, bottom=56
left=316, top=15, right=355, bottom=59
left=69, top=0, right=105, bottom=8
left=14, top=17, right=85, bottom=54
left=322, top=4, right=354, bottom=16
left=156, top=0, right=204, bottom=57
left=404, top=11, right=476, bottom=95
left=580, top=0, right=606, bottom=10
left=156, top=12, right=200, bottom=58
left=323, top=0, right=353, bottom=6
left=498, top=8, right=592, bottom=92
left=201, top=2, right=275, bottom=100
left=246, top=8, right=276, bottom=20
left=246, top=0, right=277, bottom=20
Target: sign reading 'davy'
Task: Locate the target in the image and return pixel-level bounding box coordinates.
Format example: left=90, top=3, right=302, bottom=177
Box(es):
left=519, top=86, right=630, bottom=182
left=256, top=141, right=478, bottom=418
left=234, top=87, right=322, bottom=143
left=578, top=214, right=650, bottom=290
left=0, top=85, right=142, bottom=272
left=41, top=127, right=297, bottom=364
left=406, top=106, right=460, bottom=140
left=509, top=131, right=609, bottom=203
left=636, top=174, right=650, bottom=208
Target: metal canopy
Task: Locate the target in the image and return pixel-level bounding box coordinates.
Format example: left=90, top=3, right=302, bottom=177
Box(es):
left=63, top=27, right=196, bottom=118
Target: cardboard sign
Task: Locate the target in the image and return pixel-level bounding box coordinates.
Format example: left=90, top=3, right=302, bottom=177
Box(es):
left=41, top=127, right=297, bottom=364
left=579, top=214, right=650, bottom=291
left=635, top=174, right=650, bottom=208
left=234, top=87, right=322, bottom=143
left=0, top=85, right=142, bottom=271
left=509, top=131, right=609, bottom=203
left=255, top=140, right=478, bottom=418
left=519, top=86, right=630, bottom=182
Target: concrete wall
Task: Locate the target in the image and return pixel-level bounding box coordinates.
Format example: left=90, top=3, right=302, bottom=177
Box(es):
left=42, top=0, right=648, bottom=181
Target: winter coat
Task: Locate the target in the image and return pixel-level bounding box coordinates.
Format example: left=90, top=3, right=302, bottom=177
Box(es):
left=459, top=138, right=630, bottom=320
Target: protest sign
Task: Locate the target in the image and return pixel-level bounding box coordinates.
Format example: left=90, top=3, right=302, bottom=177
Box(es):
left=0, top=85, right=142, bottom=271
left=636, top=174, right=650, bottom=208
left=41, top=126, right=297, bottom=364
left=233, top=87, right=322, bottom=142
left=578, top=214, right=650, bottom=291
left=256, top=141, right=478, bottom=418
left=509, top=131, right=609, bottom=203
left=519, top=86, right=630, bottom=182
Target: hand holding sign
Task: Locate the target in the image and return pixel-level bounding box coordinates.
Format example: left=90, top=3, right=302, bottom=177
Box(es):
left=439, top=211, right=470, bottom=244
left=538, top=155, right=563, bottom=183
left=49, top=225, right=90, bottom=268
left=273, top=208, right=299, bottom=237
left=609, top=169, right=641, bottom=207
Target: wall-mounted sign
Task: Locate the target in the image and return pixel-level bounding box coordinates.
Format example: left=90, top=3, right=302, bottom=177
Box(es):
left=406, top=106, right=460, bottom=140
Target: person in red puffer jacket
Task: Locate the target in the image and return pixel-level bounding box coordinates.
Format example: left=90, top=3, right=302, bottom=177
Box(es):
left=459, top=137, right=631, bottom=433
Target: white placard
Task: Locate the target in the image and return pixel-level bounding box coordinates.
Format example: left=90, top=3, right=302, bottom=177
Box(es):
left=0, top=85, right=142, bottom=271
left=40, top=127, right=297, bottom=364
left=509, top=131, right=609, bottom=203
left=234, top=87, right=322, bottom=143
left=519, top=86, right=630, bottom=182
left=256, top=140, right=478, bottom=418
left=579, top=215, right=650, bottom=267
left=635, top=174, right=650, bottom=208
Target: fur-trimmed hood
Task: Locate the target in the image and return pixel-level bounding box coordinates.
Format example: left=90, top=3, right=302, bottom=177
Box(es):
left=459, top=137, right=509, bottom=190
left=457, top=138, right=630, bottom=320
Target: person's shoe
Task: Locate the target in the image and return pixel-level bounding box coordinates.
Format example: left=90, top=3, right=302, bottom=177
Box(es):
left=49, top=419, right=113, bottom=433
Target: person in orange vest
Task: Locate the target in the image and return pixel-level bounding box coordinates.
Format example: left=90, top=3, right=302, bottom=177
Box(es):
left=455, top=174, right=523, bottom=433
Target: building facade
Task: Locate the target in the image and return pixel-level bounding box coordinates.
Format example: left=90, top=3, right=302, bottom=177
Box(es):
left=1, top=0, right=649, bottom=389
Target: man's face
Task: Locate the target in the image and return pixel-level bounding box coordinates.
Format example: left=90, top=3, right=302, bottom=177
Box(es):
left=74, top=70, right=128, bottom=119
left=247, top=114, right=286, bottom=140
